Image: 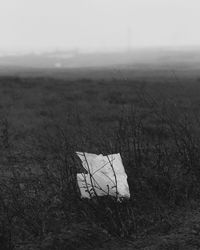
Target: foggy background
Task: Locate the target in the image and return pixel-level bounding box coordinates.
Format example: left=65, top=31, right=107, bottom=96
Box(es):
left=0, top=0, right=200, bottom=70
left=1, top=0, right=200, bottom=52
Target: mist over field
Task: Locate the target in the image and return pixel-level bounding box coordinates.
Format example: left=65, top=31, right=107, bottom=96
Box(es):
left=1, top=47, right=200, bottom=69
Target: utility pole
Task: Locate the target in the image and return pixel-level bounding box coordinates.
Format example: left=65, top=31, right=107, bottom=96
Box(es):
left=127, top=26, right=132, bottom=52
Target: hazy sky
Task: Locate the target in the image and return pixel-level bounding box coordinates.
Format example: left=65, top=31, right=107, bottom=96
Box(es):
left=0, top=0, right=200, bottom=52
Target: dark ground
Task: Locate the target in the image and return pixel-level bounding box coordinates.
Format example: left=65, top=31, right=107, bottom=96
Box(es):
left=1, top=69, right=200, bottom=249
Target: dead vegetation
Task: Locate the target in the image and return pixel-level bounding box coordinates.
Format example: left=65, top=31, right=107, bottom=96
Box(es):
left=0, top=75, right=200, bottom=249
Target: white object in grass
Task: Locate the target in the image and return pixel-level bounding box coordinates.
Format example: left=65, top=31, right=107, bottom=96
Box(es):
left=76, top=152, right=130, bottom=199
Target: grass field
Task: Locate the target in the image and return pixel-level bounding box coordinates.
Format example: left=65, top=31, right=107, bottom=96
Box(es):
left=1, top=71, right=200, bottom=249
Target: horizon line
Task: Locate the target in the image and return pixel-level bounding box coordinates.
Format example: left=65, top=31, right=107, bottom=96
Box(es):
left=1, top=44, right=200, bottom=55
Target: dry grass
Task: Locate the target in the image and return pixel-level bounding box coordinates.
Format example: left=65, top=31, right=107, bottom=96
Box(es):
left=1, top=75, right=200, bottom=249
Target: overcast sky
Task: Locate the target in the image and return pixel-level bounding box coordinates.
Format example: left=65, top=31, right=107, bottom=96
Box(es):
left=0, top=0, right=200, bottom=52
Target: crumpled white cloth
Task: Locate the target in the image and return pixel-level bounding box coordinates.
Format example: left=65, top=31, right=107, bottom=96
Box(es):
left=76, top=152, right=130, bottom=199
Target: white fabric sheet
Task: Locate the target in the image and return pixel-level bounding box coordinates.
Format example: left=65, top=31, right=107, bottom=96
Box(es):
left=76, top=152, right=130, bottom=199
